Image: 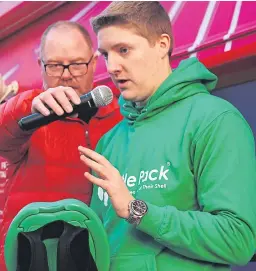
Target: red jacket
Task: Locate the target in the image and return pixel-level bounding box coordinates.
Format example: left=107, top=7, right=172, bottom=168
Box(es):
left=0, top=157, right=8, bottom=225
left=0, top=89, right=122, bottom=270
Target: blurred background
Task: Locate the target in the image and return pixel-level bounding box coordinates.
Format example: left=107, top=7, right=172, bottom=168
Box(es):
left=0, top=2, right=255, bottom=270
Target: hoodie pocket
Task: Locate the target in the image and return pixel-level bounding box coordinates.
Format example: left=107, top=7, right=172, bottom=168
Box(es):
left=110, top=254, right=157, bottom=271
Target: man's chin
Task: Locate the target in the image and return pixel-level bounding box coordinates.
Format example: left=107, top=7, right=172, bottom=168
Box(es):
left=120, top=91, right=134, bottom=101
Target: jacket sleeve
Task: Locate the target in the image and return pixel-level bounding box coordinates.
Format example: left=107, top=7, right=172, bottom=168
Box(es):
left=137, top=111, right=256, bottom=266
left=0, top=89, right=42, bottom=163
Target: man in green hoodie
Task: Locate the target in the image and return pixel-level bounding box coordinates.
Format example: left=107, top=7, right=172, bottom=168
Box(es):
left=78, top=2, right=256, bottom=270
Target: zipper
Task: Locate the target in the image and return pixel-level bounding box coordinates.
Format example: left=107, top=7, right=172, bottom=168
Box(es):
left=85, top=130, right=91, bottom=149
left=65, top=117, right=92, bottom=148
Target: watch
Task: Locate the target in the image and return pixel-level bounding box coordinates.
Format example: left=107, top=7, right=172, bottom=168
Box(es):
left=126, top=199, right=148, bottom=225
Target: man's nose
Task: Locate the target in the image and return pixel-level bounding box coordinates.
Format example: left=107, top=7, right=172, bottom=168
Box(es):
left=107, top=55, right=122, bottom=75
left=61, top=67, right=73, bottom=79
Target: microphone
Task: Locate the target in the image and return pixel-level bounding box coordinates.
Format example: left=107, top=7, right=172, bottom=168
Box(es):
left=18, top=85, right=113, bottom=131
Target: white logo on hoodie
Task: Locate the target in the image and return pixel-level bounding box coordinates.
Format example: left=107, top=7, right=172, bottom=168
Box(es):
left=122, top=165, right=169, bottom=187
left=97, top=165, right=169, bottom=207
left=98, top=187, right=109, bottom=207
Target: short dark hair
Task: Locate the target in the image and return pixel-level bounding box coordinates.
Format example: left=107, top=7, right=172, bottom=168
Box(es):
left=40, top=21, right=93, bottom=58
left=91, top=1, right=173, bottom=58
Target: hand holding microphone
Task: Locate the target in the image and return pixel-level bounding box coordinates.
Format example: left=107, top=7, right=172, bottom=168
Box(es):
left=31, top=86, right=81, bottom=117
left=18, top=85, right=113, bottom=131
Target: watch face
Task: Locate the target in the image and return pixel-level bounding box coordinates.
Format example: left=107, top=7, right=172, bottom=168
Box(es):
left=131, top=200, right=148, bottom=216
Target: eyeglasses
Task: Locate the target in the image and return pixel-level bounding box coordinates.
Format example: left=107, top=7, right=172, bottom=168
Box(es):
left=42, top=55, right=94, bottom=77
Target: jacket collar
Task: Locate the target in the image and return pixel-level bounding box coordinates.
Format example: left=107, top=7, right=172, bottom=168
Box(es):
left=94, top=96, right=120, bottom=119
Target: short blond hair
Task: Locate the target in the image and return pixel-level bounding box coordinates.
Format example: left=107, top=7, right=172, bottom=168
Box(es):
left=91, top=1, right=173, bottom=58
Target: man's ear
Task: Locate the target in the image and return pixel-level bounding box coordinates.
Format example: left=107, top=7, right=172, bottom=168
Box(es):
left=158, top=34, right=171, bottom=58
left=37, top=58, right=41, bottom=67
left=38, top=58, right=44, bottom=77
left=92, top=52, right=99, bottom=73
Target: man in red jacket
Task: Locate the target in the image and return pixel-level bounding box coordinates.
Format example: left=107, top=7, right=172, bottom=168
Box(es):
left=0, top=21, right=122, bottom=270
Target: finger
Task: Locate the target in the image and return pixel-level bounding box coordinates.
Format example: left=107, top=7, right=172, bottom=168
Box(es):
left=0, top=76, right=5, bottom=93
left=51, top=90, right=74, bottom=114
left=40, top=93, right=64, bottom=116
left=62, top=87, right=81, bottom=105
left=80, top=155, right=108, bottom=179
left=78, top=146, right=112, bottom=167
left=84, top=172, right=108, bottom=190
left=31, top=98, right=51, bottom=116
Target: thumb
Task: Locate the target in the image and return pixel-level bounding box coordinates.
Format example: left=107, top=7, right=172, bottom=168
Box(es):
left=69, top=113, right=79, bottom=118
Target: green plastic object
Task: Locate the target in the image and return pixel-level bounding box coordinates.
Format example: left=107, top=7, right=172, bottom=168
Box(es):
left=4, top=199, right=110, bottom=271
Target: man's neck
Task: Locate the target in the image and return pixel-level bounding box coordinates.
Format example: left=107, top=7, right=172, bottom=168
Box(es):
left=135, top=65, right=172, bottom=107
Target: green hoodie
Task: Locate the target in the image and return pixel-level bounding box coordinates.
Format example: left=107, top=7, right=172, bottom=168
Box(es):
left=90, top=58, right=256, bottom=271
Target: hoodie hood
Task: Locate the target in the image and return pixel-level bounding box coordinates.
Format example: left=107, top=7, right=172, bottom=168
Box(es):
left=119, top=57, right=218, bottom=123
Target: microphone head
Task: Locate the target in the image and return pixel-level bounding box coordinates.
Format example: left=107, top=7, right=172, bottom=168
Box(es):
left=91, top=85, right=113, bottom=107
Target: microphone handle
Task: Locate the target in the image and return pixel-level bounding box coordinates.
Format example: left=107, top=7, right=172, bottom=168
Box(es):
left=18, top=92, right=95, bottom=131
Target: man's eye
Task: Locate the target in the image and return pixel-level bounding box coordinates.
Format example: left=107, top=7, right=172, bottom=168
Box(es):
left=48, top=64, right=61, bottom=67
left=47, top=64, right=62, bottom=69
left=120, top=48, right=129, bottom=54
left=101, top=53, right=108, bottom=60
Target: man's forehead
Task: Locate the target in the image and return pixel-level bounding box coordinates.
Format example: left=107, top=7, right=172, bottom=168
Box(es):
left=98, top=25, right=138, bottom=37
left=42, top=28, right=92, bottom=60
left=45, top=27, right=87, bottom=45
left=97, top=26, right=148, bottom=51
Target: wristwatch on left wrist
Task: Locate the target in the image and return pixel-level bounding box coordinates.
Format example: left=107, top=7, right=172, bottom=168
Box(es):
left=126, top=199, right=148, bottom=225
